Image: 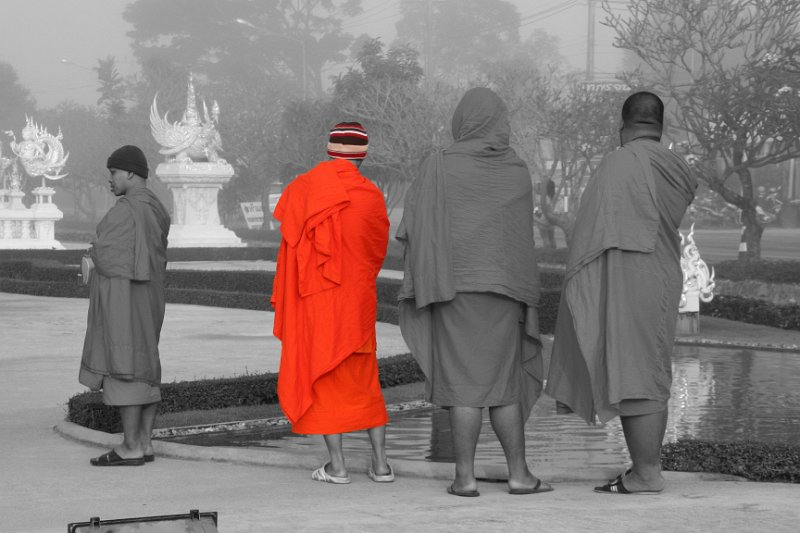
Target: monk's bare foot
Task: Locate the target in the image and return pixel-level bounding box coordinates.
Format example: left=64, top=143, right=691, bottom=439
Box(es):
left=622, top=470, right=665, bottom=493
left=371, top=460, right=391, bottom=477
left=451, top=475, right=478, bottom=494
left=325, top=463, right=348, bottom=478
left=508, top=473, right=551, bottom=493
left=113, top=445, right=144, bottom=460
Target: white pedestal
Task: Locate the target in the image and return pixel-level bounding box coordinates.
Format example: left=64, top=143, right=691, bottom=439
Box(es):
left=156, top=161, right=244, bottom=248
left=677, top=290, right=700, bottom=335
left=0, top=201, right=64, bottom=249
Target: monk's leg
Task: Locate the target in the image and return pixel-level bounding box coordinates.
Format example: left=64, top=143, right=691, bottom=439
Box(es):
left=366, top=425, right=390, bottom=476
left=139, top=402, right=159, bottom=456
left=449, top=406, right=481, bottom=492
left=489, top=403, right=545, bottom=491
left=620, top=408, right=668, bottom=491
left=117, top=405, right=145, bottom=458
left=321, top=434, right=348, bottom=477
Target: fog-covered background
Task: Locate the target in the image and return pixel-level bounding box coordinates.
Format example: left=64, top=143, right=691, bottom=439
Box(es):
left=1, top=0, right=798, bottom=258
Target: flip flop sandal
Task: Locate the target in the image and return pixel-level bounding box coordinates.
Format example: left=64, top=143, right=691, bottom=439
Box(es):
left=508, top=478, right=554, bottom=495
left=311, top=463, right=351, bottom=484
left=144, top=454, right=155, bottom=463
left=594, top=476, right=662, bottom=495
left=607, top=468, right=633, bottom=484
left=447, top=484, right=480, bottom=497
left=90, top=450, right=145, bottom=467
left=367, top=464, right=395, bottom=483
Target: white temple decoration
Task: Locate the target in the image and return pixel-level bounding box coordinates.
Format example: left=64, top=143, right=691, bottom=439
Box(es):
left=5, top=116, right=69, bottom=185
left=679, top=223, right=715, bottom=312
left=0, top=117, right=67, bottom=249
left=150, top=74, right=242, bottom=247
left=150, top=73, right=225, bottom=164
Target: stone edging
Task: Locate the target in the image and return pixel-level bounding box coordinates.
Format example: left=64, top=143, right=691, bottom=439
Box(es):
left=675, top=337, right=800, bottom=353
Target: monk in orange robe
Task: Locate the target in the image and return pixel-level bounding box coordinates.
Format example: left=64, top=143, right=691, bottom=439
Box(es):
left=271, top=122, right=393, bottom=484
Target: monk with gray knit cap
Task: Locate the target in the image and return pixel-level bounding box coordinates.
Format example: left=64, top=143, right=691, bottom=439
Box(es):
left=546, top=92, right=697, bottom=494
left=80, top=145, right=171, bottom=466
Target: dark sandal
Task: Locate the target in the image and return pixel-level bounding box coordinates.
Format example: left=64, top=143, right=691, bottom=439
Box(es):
left=447, top=484, right=479, bottom=497
left=90, top=450, right=145, bottom=467
left=594, top=476, right=662, bottom=495
left=144, top=454, right=155, bottom=463
left=509, top=478, right=554, bottom=495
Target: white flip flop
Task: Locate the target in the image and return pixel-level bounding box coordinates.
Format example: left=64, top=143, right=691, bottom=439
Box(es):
left=311, top=463, right=351, bottom=484
left=367, top=464, right=395, bottom=483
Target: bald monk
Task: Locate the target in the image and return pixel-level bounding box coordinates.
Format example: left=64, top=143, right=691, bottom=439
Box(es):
left=546, top=92, right=697, bottom=494
left=271, top=122, right=393, bottom=484
left=80, top=145, right=170, bottom=466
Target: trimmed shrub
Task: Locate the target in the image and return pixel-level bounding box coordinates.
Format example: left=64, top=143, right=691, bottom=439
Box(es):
left=701, top=295, right=800, bottom=330
left=0, top=246, right=279, bottom=265
left=662, top=439, right=800, bottom=483
left=68, top=353, right=422, bottom=432
left=713, top=260, right=800, bottom=285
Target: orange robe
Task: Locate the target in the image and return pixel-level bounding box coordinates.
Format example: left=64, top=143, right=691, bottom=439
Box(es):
left=271, top=159, right=390, bottom=434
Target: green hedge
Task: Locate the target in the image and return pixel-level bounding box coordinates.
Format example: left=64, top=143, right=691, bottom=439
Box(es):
left=0, top=246, right=278, bottom=264
left=67, top=353, right=422, bottom=433
left=663, top=439, right=800, bottom=483
left=701, top=295, right=800, bottom=330
left=713, top=260, right=800, bottom=285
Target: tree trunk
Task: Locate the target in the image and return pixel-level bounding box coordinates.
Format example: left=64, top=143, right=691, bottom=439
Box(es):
left=738, top=204, right=764, bottom=261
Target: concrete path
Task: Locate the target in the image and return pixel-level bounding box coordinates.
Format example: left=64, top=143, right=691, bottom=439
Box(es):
left=1, top=292, right=799, bottom=532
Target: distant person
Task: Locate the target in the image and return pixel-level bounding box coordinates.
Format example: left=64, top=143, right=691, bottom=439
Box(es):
left=397, top=88, right=550, bottom=497
left=546, top=92, right=697, bottom=494
left=80, top=145, right=171, bottom=466
left=271, top=122, right=393, bottom=484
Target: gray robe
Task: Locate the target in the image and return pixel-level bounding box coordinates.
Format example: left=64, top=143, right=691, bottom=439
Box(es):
left=397, top=87, right=543, bottom=419
left=546, top=137, right=697, bottom=423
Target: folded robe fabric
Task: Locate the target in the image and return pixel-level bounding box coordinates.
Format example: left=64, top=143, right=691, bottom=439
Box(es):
left=546, top=138, right=697, bottom=423
left=272, top=159, right=389, bottom=426
left=397, top=87, right=544, bottom=420
left=79, top=187, right=170, bottom=389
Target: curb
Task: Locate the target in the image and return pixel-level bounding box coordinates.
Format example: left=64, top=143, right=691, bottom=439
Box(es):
left=53, top=420, right=744, bottom=484
left=675, top=337, right=800, bottom=353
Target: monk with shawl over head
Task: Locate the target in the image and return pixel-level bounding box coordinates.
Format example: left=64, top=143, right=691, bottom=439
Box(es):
left=546, top=92, right=697, bottom=494
left=80, top=145, right=171, bottom=467
left=398, top=88, right=551, bottom=497
left=272, top=122, right=394, bottom=485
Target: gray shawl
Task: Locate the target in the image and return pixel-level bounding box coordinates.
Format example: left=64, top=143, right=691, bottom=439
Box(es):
left=396, top=87, right=543, bottom=419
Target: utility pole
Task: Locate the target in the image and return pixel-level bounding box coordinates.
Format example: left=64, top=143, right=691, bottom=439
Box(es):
left=425, top=0, right=433, bottom=81
left=586, top=0, right=596, bottom=80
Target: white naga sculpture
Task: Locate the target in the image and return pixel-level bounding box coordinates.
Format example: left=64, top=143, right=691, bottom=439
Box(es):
left=150, top=74, right=225, bottom=164
left=679, top=223, right=716, bottom=312
left=5, top=116, right=69, bottom=185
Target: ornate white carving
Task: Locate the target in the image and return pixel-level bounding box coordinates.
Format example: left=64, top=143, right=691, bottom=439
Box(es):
left=679, top=223, right=715, bottom=312
left=150, top=73, right=225, bottom=164
left=5, top=116, right=69, bottom=185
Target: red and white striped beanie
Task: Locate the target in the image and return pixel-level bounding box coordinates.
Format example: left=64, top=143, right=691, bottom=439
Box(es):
left=327, top=122, right=368, bottom=160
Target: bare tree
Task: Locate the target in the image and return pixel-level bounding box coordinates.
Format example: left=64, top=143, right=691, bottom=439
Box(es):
left=487, top=61, right=626, bottom=247
left=604, top=0, right=800, bottom=260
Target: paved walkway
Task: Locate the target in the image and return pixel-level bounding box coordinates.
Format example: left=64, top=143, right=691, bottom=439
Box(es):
left=1, top=291, right=799, bottom=532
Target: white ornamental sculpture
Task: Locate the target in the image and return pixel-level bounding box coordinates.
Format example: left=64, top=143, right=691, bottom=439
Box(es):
left=6, top=116, right=69, bottom=184
left=677, top=224, right=715, bottom=334
left=150, top=73, right=225, bottom=164
left=150, top=74, right=243, bottom=247
left=0, top=117, right=67, bottom=249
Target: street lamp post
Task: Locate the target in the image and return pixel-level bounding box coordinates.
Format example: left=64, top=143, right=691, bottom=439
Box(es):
left=236, top=18, right=307, bottom=99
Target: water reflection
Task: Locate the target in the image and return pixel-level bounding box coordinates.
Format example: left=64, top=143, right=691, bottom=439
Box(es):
left=161, top=347, right=800, bottom=468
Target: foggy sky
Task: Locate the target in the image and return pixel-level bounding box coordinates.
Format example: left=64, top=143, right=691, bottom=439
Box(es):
left=0, top=0, right=623, bottom=109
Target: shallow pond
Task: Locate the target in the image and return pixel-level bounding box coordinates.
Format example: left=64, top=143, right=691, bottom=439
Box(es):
left=159, top=346, right=800, bottom=469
